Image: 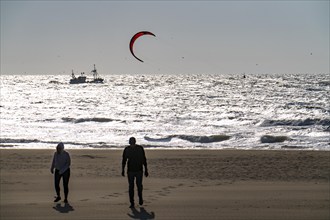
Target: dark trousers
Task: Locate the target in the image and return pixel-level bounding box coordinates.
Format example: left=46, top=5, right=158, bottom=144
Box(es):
left=54, top=169, right=70, bottom=199
left=127, top=171, right=143, bottom=204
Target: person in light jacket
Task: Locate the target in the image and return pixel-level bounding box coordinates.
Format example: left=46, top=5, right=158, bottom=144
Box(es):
left=50, top=142, right=71, bottom=203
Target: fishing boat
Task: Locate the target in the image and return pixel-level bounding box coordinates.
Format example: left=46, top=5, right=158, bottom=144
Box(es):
left=89, top=64, right=104, bottom=83
left=70, top=70, right=87, bottom=84
left=70, top=64, right=104, bottom=84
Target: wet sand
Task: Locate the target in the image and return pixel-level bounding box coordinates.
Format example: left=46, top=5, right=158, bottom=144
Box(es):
left=0, top=149, right=329, bottom=219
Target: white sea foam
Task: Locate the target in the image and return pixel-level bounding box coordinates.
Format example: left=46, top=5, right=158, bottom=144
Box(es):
left=0, top=73, right=329, bottom=150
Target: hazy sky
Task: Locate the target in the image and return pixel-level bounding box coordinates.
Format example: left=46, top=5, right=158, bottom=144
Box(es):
left=1, top=0, right=329, bottom=75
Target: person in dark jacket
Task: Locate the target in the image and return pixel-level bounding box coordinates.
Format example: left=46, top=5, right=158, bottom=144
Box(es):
left=50, top=142, right=71, bottom=203
left=122, top=137, right=148, bottom=208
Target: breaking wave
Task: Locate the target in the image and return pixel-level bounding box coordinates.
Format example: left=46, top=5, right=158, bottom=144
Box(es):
left=144, top=136, right=173, bottom=142
left=0, top=138, right=42, bottom=144
left=177, top=135, right=231, bottom=143
left=144, top=134, right=231, bottom=144
left=0, top=138, right=120, bottom=149
left=260, top=118, right=330, bottom=127
left=260, top=135, right=289, bottom=143
left=62, top=117, right=119, bottom=123
left=318, top=81, right=330, bottom=86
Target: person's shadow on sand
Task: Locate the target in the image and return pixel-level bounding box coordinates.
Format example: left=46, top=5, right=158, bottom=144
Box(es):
left=128, top=207, right=155, bottom=219
left=53, top=203, right=74, bottom=213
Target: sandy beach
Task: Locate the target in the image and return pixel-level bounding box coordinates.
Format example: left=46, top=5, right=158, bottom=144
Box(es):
left=0, top=149, right=329, bottom=220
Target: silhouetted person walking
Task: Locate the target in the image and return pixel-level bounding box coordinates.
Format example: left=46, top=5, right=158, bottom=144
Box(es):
left=122, top=137, right=149, bottom=208
left=50, top=142, right=71, bottom=203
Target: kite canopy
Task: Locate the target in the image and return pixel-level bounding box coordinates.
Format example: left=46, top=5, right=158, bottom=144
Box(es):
left=129, top=31, right=156, bottom=62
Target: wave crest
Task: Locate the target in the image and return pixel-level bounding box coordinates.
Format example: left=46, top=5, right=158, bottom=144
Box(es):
left=260, top=118, right=330, bottom=127
left=260, top=135, right=288, bottom=143
left=62, top=117, right=117, bottom=123
left=144, top=134, right=231, bottom=144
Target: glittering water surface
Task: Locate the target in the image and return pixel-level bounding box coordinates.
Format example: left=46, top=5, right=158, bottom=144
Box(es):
left=0, top=74, right=329, bottom=150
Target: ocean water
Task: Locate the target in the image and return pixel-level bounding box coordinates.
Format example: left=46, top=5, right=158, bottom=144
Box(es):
left=0, top=73, right=329, bottom=150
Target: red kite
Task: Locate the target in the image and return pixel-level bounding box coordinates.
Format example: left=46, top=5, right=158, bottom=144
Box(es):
left=129, top=31, right=156, bottom=62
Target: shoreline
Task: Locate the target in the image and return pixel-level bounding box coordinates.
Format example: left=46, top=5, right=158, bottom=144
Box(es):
left=1, top=149, right=329, bottom=219
left=1, top=146, right=330, bottom=150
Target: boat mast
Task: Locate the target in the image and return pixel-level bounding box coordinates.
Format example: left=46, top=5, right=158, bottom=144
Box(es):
left=71, top=70, right=76, bottom=78
left=92, top=64, right=98, bottom=79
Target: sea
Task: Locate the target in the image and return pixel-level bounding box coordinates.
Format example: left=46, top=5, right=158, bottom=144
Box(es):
left=0, top=73, right=329, bottom=150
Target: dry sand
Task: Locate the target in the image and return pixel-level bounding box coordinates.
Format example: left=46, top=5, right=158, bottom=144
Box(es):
left=0, top=149, right=329, bottom=220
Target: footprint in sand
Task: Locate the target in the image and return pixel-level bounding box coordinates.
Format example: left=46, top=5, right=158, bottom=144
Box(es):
left=158, top=193, right=167, bottom=197
left=101, top=192, right=124, bottom=199
left=147, top=183, right=187, bottom=202
left=147, top=196, right=157, bottom=202
left=101, top=195, right=115, bottom=199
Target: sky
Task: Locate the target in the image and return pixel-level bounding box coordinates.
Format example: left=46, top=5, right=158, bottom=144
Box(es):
left=1, top=0, right=329, bottom=75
